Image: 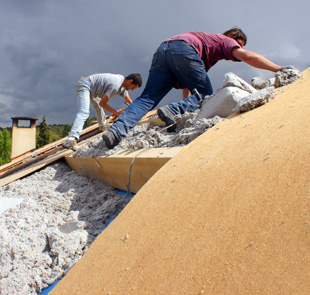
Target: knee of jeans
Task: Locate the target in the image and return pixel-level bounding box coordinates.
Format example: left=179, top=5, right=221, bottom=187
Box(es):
left=77, top=109, right=90, bottom=118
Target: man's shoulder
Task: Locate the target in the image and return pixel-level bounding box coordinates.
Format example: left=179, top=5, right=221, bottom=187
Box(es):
left=93, top=73, right=124, bottom=79
left=91, top=73, right=124, bottom=84
left=105, top=74, right=124, bottom=86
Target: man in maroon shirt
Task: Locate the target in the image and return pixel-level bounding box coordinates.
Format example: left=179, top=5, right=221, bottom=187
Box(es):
left=103, top=27, right=287, bottom=149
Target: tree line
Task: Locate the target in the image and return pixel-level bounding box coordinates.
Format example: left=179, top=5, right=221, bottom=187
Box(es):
left=0, top=116, right=96, bottom=166
left=0, top=129, right=11, bottom=165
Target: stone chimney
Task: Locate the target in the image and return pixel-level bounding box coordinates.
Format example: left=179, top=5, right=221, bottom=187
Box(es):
left=11, top=116, right=39, bottom=159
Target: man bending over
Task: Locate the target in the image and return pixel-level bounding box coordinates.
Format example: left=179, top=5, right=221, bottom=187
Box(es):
left=63, top=73, right=142, bottom=150
left=102, top=28, right=291, bottom=149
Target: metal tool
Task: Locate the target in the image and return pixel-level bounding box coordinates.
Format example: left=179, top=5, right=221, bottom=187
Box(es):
left=192, top=88, right=203, bottom=104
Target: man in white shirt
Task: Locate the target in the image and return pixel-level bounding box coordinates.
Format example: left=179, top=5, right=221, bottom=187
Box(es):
left=63, top=73, right=142, bottom=150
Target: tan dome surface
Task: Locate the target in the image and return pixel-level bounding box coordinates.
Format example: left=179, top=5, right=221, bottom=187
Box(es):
left=51, top=68, right=310, bottom=295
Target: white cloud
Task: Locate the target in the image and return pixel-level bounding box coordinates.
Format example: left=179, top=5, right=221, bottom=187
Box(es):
left=268, top=44, right=301, bottom=60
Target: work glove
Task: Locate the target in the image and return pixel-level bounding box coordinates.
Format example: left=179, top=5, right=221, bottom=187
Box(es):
left=275, top=65, right=302, bottom=88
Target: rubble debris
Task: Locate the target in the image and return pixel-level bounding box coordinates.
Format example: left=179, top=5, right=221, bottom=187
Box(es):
left=275, top=67, right=302, bottom=88
left=0, top=163, right=128, bottom=294
left=72, top=113, right=224, bottom=158
left=251, top=77, right=275, bottom=89
left=222, top=72, right=256, bottom=93
left=234, top=87, right=275, bottom=113
left=194, top=73, right=256, bottom=122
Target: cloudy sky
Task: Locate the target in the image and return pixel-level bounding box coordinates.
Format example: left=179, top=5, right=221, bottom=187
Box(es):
left=0, top=0, right=308, bottom=128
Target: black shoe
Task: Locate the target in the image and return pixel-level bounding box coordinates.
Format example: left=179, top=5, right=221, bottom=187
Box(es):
left=102, top=130, right=119, bottom=149
left=157, top=108, right=177, bottom=132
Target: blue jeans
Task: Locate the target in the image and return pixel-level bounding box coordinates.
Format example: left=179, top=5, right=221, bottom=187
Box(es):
left=109, top=41, right=213, bottom=140
left=69, top=77, right=106, bottom=140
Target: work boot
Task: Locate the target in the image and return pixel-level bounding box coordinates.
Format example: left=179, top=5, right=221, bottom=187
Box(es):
left=102, top=130, right=119, bottom=149
left=157, top=107, right=177, bottom=132
left=62, top=138, right=79, bottom=151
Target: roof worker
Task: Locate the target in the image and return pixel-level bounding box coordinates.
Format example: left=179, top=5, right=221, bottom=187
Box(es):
left=102, top=27, right=293, bottom=149
left=62, top=73, right=142, bottom=150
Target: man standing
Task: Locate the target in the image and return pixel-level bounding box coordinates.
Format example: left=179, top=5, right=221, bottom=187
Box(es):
left=63, top=73, right=142, bottom=150
left=102, top=27, right=290, bottom=149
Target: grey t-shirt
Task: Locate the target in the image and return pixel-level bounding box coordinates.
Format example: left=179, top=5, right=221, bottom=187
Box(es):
left=88, top=73, right=128, bottom=99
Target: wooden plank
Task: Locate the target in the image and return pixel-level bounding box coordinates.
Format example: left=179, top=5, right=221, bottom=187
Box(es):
left=0, top=123, right=101, bottom=174
left=0, top=149, right=73, bottom=187
left=141, top=109, right=157, bottom=119
left=0, top=110, right=155, bottom=174
left=0, top=110, right=159, bottom=187
left=65, top=147, right=183, bottom=193
left=0, top=131, right=104, bottom=187
left=137, top=116, right=164, bottom=126
left=136, top=110, right=165, bottom=126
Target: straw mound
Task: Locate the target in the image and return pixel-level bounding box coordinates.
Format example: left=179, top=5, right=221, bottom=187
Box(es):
left=52, top=68, right=310, bottom=295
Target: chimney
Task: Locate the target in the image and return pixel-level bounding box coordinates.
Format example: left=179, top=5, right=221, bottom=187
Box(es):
left=11, top=116, right=39, bottom=159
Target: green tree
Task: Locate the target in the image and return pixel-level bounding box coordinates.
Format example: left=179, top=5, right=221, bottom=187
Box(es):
left=37, top=116, right=50, bottom=148
left=84, top=116, right=97, bottom=129
left=0, top=131, right=4, bottom=165
left=61, top=124, right=72, bottom=138
left=2, top=130, right=11, bottom=164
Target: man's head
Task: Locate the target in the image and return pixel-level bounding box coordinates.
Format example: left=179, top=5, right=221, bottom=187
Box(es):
left=223, top=27, right=247, bottom=47
left=123, top=73, right=142, bottom=90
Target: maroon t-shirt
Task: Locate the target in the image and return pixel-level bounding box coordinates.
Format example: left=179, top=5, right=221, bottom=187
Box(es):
left=166, top=32, right=241, bottom=72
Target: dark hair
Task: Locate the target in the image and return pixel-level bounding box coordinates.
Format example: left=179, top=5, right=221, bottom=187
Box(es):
left=125, top=73, right=142, bottom=87
left=223, top=27, right=247, bottom=46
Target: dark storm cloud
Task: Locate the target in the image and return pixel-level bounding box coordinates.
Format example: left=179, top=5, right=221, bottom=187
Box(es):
left=0, top=0, right=309, bottom=127
left=4, top=0, right=48, bottom=16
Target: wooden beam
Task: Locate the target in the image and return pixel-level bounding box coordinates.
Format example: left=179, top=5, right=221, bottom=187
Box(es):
left=0, top=148, right=73, bottom=187
left=0, top=110, right=162, bottom=187
left=137, top=110, right=165, bottom=126
left=137, top=116, right=164, bottom=126
left=0, top=123, right=100, bottom=174
left=65, top=147, right=183, bottom=193
left=0, top=130, right=104, bottom=187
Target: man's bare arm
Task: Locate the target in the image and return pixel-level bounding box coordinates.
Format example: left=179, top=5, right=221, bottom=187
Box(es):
left=124, top=94, right=133, bottom=105
left=99, top=94, right=124, bottom=117
left=182, top=88, right=191, bottom=99
left=232, top=47, right=282, bottom=72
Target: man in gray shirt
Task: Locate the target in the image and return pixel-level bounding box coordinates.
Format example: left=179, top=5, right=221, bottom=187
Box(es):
left=63, top=73, right=142, bottom=150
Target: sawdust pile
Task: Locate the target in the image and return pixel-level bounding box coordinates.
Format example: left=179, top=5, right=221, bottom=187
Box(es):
left=0, top=163, right=129, bottom=294
left=73, top=114, right=223, bottom=158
